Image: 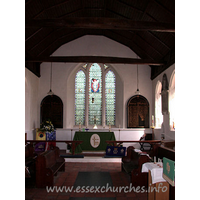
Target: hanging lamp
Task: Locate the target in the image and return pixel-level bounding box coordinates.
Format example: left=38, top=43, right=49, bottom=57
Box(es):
left=135, top=56, right=141, bottom=95
left=47, top=62, right=54, bottom=95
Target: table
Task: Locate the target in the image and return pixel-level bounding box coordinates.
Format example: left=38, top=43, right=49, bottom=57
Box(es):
left=73, top=132, right=116, bottom=154
left=142, top=162, right=169, bottom=200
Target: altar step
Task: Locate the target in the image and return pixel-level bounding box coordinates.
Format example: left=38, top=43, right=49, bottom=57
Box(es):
left=60, top=150, right=106, bottom=157
left=64, top=156, right=121, bottom=163
left=60, top=150, right=121, bottom=163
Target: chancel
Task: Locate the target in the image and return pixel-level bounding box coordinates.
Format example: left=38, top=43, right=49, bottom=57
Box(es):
left=25, top=0, right=175, bottom=199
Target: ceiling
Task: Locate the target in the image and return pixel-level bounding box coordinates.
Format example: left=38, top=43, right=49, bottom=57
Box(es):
left=25, top=0, right=175, bottom=79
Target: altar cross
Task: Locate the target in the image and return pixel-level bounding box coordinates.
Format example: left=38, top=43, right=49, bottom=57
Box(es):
left=92, top=135, right=100, bottom=146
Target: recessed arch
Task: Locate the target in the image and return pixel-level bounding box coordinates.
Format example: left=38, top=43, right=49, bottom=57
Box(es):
left=41, top=95, right=63, bottom=128
left=155, top=81, right=163, bottom=128
left=127, top=95, right=149, bottom=128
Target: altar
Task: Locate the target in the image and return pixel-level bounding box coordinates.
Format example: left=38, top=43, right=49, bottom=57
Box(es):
left=72, top=131, right=116, bottom=154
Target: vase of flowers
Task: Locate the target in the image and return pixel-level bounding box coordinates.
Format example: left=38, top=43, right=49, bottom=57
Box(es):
left=40, top=120, right=56, bottom=141
left=40, top=120, right=54, bottom=132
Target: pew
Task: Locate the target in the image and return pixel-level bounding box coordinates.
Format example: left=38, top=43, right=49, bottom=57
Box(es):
left=151, top=142, right=175, bottom=200
left=35, top=146, right=65, bottom=188
left=25, top=144, right=36, bottom=186
left=26, top=140, right=83, bottom=155
left=122, top=146, right=151, bottom=188
left=25, top=144, right=35, bottom=165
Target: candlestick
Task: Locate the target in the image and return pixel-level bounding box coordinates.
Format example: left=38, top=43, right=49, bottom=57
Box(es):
left=79, top=122, right=81, bottom=131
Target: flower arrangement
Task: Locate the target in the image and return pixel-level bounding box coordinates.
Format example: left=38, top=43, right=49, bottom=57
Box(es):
left=40, top=120, right=54, bottom=132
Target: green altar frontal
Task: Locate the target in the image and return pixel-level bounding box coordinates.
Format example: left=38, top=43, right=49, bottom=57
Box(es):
left=73, top=131, right=116, bottom=154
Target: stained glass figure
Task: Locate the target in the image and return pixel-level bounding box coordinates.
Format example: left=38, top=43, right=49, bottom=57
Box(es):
left=75, top=70, right=86, bottom=125
left=105, top=70, right=116, bottom=125
left=89, top=63, right=102, bottom=125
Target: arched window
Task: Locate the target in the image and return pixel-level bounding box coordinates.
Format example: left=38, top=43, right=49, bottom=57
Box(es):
left=169, top=71, right=175, bottom=130
left=89, top=63, right=102, bottom=125
left=75, top=70, right=86, bottom=125
left=105, top=70, right=116, bottom=125
left=41, top=95, right=63, bottom=128
left=74, top=63, right=116, bottom=126
left=155, top=81, right=163, bottom=128
left=127, top=95, right=149, bottom=128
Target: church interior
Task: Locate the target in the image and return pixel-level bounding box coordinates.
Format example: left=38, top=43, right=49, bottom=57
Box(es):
left=24, top=0, right=176, bottom=199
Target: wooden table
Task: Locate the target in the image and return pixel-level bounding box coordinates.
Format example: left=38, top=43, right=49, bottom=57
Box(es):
left=25, top=140, right=83, bottom=155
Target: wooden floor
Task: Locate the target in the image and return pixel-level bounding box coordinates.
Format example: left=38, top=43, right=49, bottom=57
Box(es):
left=25, top=162, right=148, bottom=200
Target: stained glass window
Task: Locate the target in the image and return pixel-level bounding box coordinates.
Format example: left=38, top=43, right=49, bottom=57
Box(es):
left=105, top=70, right=116, bottom=125
left=89, top=63, right=102, bottom=125
left=75, top=70, right=86, bottom=125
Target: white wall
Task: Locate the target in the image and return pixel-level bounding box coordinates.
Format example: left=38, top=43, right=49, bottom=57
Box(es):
left=25, top=68, right=39, bottom=139
left=25, top=35, right=154, bottom=146
left=39, top=35, right=152, bottom=129
left=152, top=64, right=175, bottom=140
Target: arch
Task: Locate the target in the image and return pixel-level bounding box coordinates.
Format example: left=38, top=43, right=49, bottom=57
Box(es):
left=169, top=70, right=175, bottom=130
left=169, top=70, right=175, bottom=90
left=155, top=81, right=163, bottom=128
left=127, top=95, right=149, bottom=128
left=105, top=70, right=116, bottom=125
left=88, top=63, right=102, bottom=125
left=66, top=62, right=123, bottom=128
left=41, top=95, right=63, bottom=128
left=75, top=69, right=86, bottom=125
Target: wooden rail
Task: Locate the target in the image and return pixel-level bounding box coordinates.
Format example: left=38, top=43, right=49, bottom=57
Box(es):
left=25, top=140, right=83, bottom=155
left=106, top=140, right=161, bottom=147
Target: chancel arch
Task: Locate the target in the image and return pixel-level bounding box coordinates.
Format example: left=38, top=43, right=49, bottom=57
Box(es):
left=127, top=95, right=149, bottom=128
left=40, top=95, right=63, bottom=128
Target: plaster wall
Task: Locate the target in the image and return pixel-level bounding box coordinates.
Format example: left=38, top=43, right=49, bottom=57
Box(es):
left=152, top=64, right=175, bottom=140
left=39, top=36, right=152, bottom=129
left=25, top=68, right=39, bottom=139
left=26, top=35, right=154, bottom=143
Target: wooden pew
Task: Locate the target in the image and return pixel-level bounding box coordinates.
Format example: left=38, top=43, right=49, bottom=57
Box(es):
left=25, top=144, right=35, bottom=165
left=35, top=146, right=65, bottom=188
left=25, top=144, right=36, bottom=186
left=26, top=140, right=83, bottom=155
left=151, top=143, right=175, bottom=200
left=122, top=146, right=151, bottom=188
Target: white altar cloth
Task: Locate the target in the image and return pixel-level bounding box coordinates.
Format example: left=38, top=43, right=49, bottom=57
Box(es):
left=141, top=162, right=166, bottom=184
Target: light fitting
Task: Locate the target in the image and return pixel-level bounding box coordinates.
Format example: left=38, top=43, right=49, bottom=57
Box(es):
left=47, top=62, right=54, bottom=95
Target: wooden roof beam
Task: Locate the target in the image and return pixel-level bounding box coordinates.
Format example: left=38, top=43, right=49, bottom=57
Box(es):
left=26, top=18, right=175, bottom=32
left=25, top=56, right=164, bottom=66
